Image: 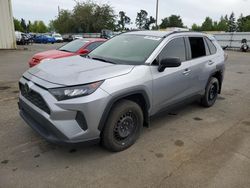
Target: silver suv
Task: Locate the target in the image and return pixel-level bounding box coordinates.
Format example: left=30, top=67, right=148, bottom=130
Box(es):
left=19, top=31, right=226, bottom=151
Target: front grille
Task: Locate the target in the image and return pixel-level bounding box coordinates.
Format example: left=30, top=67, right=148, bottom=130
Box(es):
left=19, top=83, right=50, bottom=114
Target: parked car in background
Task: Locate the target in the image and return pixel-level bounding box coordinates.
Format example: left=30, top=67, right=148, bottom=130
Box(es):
left=73, top=35, right=83, bottom=40
left=52, top=33, right=63, bottom=43
left=101, top=29, right=114, bottom=39
left=20, top=31, right=226, bottom=151
left=21, top=33, right=34, bottom=45
left=34, top=35, right=56, bottom=44
left=29, top=38, right=106, bottom=67
left=62, top=34, right=73, bottom=42
left=15, top=31, right=22, bottom=44
left=15, top=31, right=34, bottom=45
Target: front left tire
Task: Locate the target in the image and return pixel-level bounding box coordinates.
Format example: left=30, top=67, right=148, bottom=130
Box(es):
left=101, top=100, right=143, bottom=152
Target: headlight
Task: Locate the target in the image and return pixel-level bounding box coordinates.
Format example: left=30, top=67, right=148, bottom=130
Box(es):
left=49, top=81, right=104, bottom=101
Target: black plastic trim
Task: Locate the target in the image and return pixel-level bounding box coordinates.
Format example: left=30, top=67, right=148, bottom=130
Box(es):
left=76, top=111, right=88, bottom=131
left=98, top=90, right=150, bottom=131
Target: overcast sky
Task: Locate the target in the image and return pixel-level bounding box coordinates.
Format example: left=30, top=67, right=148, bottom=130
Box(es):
left=12, top=0, right=250, bottom=28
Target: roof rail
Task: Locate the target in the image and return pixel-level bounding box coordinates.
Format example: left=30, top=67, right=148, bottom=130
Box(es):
left=163, top=30, right=204, bottom=38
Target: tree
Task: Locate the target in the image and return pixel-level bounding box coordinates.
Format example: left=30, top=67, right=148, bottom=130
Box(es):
left=213, top=21, right=218, bottom=31
left=135, top=10, right=155, bottom=30
left=30, top=20, right=47, bottom=33
left=37, top=21, right=48, bottom=33
left=13, top=18, right=23, bottom=31
left=191, top=23, right=201, bottom=31
left=159, top=15, right=184, bottom=29
left=237, top=14, right=244, bottom=31
left=20, top=18, right=27, bottom=32
left=217, top=16, right=228, bottom=31
left=53, top=10, right=75, bottom=33
left=92, top=4, right=116, bottom=31
left=168, top=15, right=184, bottom=27
left=237, top=14, right=250, bottom=32
left=27, top=20, right=32, bottom=33
left=159, top=17, right=169, bottom=29
left=228, top=12, right=237, bottom=32
left=145, top=16, right=156, bottom=30
left=52, top=1, right=116, bottom=33
left=242, top=19, right=250, bottom=31
left=117, top=11, right=131, bottom=31
left=201, top=17, right=213, bottom=31
left=135, top=10, right=148, bottom=29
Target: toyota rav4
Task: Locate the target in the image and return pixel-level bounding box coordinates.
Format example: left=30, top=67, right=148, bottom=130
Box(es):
left=18, top=31, right=226, bottom=152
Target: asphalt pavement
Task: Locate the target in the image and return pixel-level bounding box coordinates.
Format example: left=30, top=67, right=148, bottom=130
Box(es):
left=0, top=44, right=250, bottom=188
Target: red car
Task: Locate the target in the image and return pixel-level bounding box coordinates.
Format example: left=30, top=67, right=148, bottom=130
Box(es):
left=29, top=38, right=106, bottom=67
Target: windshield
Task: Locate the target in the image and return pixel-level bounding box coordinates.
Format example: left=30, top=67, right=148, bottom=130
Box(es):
left=54, top=34, right=61, bottom=37
left=89, top=34, right=163, bottom=65
left=59, top=39, right=89, bottom=53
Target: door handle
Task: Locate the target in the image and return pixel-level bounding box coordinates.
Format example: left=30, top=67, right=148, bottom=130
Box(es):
left=208, top=60, right=215, bottom=65
left=183, top=69, right=191, bottom=75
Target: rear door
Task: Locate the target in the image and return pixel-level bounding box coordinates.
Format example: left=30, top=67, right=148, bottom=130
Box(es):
left=186, top=36, right=217, bottom=94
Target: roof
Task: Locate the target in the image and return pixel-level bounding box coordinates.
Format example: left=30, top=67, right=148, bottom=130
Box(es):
left=123, top=30, right=206, bottom=38
left=79, top=38, right=107, bottom=42
left=124, top=30, right=172, bottom=37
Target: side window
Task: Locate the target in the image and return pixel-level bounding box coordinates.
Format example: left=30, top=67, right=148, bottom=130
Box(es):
left=86, top=42, right=104, bottom=51
left=189, top=37, right=206, bottom=59
left=159, top=37, right=186, bottom=62
left=205, top=38, right=217, bottom=55
left=204, top=38, right=211, bottom=55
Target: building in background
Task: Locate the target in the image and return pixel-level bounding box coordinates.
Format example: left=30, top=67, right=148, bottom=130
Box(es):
left=0, top=0, right=16, bottom=49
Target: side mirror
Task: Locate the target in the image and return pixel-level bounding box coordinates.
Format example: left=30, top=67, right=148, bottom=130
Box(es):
left=78, top=49, right=90, bottom=54
left=158, top=57, right=181, bottom=72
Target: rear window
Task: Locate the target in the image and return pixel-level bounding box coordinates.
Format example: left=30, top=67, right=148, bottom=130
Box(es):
left=205, top=37, right=217, bottom=55
left=59, top=39, right=89, bottom=53
left=86, top=42, right=104, bottom=51
left=189, top=37, right=206, bottom=59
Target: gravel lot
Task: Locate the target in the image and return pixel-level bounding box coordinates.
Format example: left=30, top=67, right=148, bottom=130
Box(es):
left=0, top=44, right=250, bottom=188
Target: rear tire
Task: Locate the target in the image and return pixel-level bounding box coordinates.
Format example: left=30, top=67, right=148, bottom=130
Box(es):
left=201, top=77, right=219, bottom=107
left=102, top=100, right=143, bottom=152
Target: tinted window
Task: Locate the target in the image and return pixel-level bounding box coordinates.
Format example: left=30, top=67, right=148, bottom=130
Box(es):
left=159, top=37, right=186, bottom=62
left=89, top=34, right=162, bottom=65
left=205, top=38, right=217, bottom=55
left=86, top=42, right=104, bottom=51
left=189, top=37, right=206, bottom=58
left=59, top=39, right=89, bottom=53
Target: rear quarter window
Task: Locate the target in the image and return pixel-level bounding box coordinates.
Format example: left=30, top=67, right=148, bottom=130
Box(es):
left=205, top=37, right=217, bottom=55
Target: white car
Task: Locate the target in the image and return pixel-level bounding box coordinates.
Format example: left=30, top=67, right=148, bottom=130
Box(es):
left=52, top=33, right=63, bottom=43
left=15, top=31, right=22, bottom=44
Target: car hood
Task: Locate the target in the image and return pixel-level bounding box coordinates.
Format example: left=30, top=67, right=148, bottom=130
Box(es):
left=33, top=50, right=75, bottom=60
left=28, top=55, right=134, bottom=86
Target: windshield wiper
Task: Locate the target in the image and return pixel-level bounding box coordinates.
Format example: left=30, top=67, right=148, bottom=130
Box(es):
left=91, top=57, right=116, bottom=64
left=59, top=49, right=70, bottom=52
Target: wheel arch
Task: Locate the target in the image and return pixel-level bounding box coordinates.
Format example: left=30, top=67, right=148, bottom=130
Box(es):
left=209, top=70, right=224, bottom=94
left=98, top=90, right=151, bottom=132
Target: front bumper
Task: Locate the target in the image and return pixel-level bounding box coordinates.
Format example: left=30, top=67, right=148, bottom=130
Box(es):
left=18, top=77, right=111, bottom=144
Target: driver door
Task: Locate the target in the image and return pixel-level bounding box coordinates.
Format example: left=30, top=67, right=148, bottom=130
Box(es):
left=150, top=37, right=193, bottom=113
